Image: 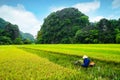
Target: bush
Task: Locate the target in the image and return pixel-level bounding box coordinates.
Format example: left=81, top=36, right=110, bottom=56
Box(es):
left=116, top=34, right=120, bottom=43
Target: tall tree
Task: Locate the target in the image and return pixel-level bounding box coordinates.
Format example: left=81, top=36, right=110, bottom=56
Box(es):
left=97, top=18, right=115, bottom=43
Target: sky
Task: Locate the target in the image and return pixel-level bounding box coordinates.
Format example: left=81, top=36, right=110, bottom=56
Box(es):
left=0, top=0, right=120, bottom=37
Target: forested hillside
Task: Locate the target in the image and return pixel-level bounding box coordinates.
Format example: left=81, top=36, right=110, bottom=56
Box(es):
left=20, top=32, right=35, bottom=43
left=37, top=8, right=120, bottom=44
left=0, top=18, right=21, bottom=44
left=0, top=18, right=34, bottom=44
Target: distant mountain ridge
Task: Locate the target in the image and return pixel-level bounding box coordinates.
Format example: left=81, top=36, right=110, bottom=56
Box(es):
left=20, top=31, right=34, bottom=42
left=0, top=17, right=34, bottom=44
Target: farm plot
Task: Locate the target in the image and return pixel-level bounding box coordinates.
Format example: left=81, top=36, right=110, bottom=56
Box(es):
left=0, top=46, right=82, bottom=80
left=18, top=44, right=120, bottom=63
left=18, top=44, right=120, bottom=80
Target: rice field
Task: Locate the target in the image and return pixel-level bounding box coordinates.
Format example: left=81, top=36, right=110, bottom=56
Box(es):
left=19, top=44, right=120, bottom=63
left=0, top=44, right=120, bottom=80
left=0, top=46, right=82, bottom=80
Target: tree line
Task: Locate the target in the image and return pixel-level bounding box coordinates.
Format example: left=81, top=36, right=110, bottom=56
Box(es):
left=36, top=8, right=120, bottom=44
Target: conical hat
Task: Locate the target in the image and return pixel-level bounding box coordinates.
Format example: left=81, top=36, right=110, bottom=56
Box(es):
left=83, top=55, right=88, bottom=59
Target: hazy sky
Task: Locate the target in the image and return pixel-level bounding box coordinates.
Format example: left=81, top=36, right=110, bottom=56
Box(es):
left=0, top=0, right=120, bottom=36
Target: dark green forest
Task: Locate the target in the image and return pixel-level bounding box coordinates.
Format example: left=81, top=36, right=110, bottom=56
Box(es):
left=1, top=8, right=120, bottom=44
left=37, top=8, right=120, bottom=44
left=0, top=18, right=34, bottom=45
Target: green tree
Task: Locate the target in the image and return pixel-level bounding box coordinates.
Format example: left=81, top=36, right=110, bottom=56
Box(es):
left=23, top=39, right=32, bottom=44
left=115, top=28, right=120, bottom=43
left=14, top=38, right=23, bottom=44
left=37, top=8, right=89, bottom=44
left=0, top=36, right=12, bottom=45
left=5, top=23, right=20, bottom=40
left=97, top=18, right=115, bottom=43
left=75, top=24, right=98, bottom=43
left=116, top=34, right=120, bottom=43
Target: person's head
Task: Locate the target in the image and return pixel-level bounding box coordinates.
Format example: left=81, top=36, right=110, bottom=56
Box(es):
left=83, top=55, right=88, bottom=59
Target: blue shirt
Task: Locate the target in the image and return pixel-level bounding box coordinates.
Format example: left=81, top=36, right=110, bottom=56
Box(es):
left=82, top=58, right=90, bottom=67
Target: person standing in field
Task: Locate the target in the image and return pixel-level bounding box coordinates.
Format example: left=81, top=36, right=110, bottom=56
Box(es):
left=81, top=55, right=90, bottom=67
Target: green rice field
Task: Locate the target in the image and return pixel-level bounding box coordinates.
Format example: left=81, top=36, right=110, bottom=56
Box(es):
left=0, top=44, right=120, bottom=80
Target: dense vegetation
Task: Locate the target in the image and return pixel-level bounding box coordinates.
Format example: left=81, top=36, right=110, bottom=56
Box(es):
left=0, top=18, right=34, bottom=45
left=37, top=8, right=120, bottom=44
left=0, top=18, right=20, bottom=44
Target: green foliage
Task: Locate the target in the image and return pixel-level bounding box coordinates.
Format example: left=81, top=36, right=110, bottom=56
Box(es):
left=23, top=39, right=32, bottom=44
left=5, top=23, right=20, bottom=40
left=0, top=18, right=8, bottom=29
left=97, top=18, right=116, bottom=43
left=37, top=8, right=120, bottom=44
left=14, top=38, right=23, bottom=44
left=0, top=18, right=34, bottom=45
left=0, top=18, right=22, bottom=45
left=75, top=25, right=99, bottom=43
left=116, top=33, right=120, bottom=43
left=37, top=8, right=89, bottom=43
left=0, top=36, right=12, bottom=44
left=115, top=28, right=120, bottom=43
